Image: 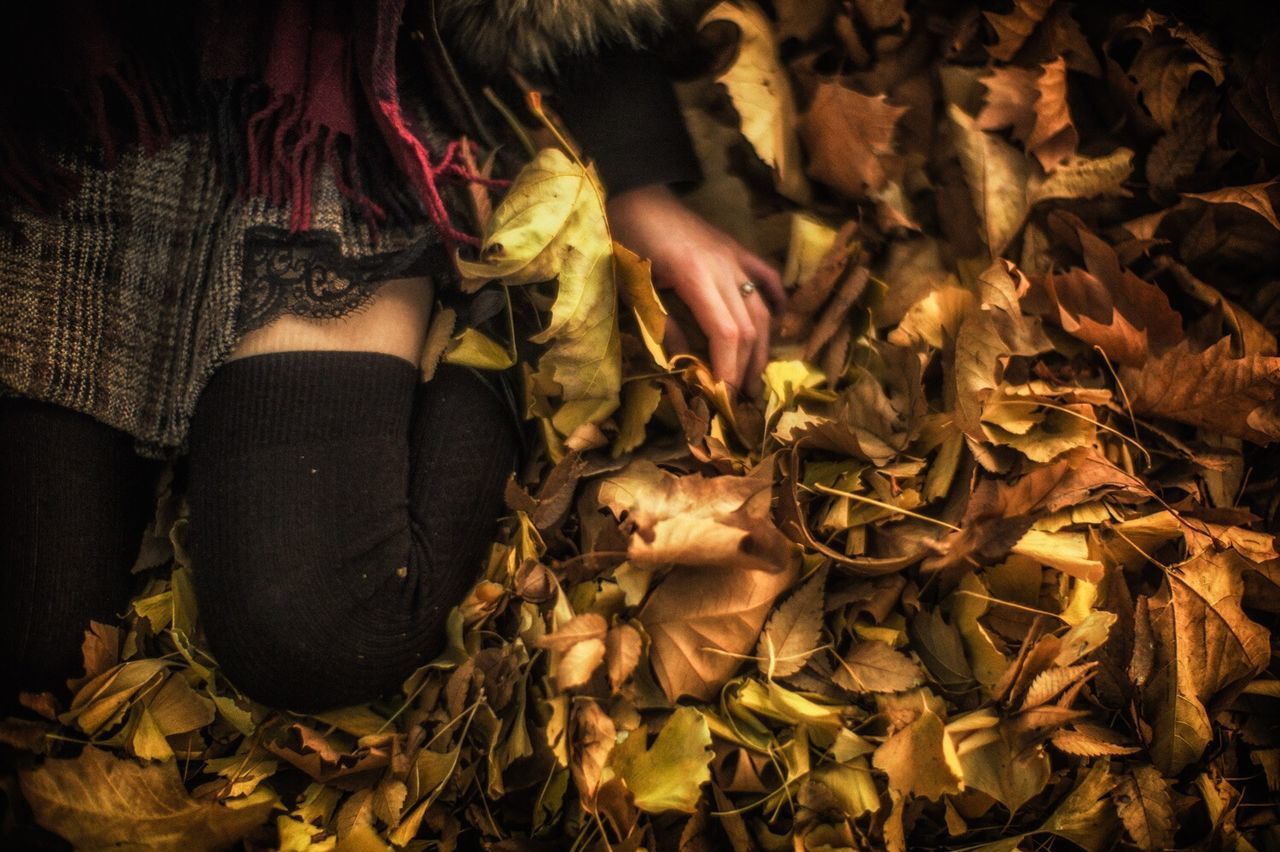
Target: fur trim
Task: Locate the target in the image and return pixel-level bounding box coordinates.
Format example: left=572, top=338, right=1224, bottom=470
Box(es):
left=434, top=0, right=709, bottom=74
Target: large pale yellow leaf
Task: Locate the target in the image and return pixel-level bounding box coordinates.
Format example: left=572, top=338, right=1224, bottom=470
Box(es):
left=457, top=147, right=620, bottom=437
left=19, top=746, right=274, bottom=851
left=640, top=563, right=799, bottom=701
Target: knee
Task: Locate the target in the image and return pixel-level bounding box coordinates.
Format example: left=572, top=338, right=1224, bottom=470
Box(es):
left=191, top=547, right=450, bottom=712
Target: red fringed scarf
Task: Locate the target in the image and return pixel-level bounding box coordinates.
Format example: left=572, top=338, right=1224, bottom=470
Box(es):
left=0, top=0, right=504, bottom=247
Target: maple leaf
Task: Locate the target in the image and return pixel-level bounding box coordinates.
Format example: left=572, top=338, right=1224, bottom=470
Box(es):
left=1032, top=228, right=1183, bottom=367
left=799, top=82, right=907, bottom=200
left=1119, top=337, right=1280, bottom=444
left=1114, top=11, right=1226, bottom=131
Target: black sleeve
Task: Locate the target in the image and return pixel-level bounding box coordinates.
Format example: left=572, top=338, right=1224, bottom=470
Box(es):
left=546, top=47, right=703, bottom=197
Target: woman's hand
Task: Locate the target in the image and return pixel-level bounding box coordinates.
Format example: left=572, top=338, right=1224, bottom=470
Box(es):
left=606, top=184, right=785, bottom=397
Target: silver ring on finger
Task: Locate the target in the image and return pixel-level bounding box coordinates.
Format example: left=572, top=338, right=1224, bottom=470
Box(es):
left=738, top=280, right=757, bottom=297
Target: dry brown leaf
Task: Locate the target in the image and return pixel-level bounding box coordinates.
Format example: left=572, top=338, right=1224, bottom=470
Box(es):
left=1049, top=723, right=1140, bottom=756
left=558, top=638, right=607, bottom=689
left=978, top=58, right=1077, bottom=172
left=756, top=566, right=826, bottom=678
left=948, top=105, right=1030, bottom=255
left=1021, top=663, right=1094, bottom=709
left=1119, top=337, right=1280, bottom=444
left=1143, top=549, right=1271, bottom=774
left=640, top=561, right=799, bottom=701
left=571, top=700, right=617, bottom=807
left=1116, top=11, right=1226, bottom=131
left=606, top=624, right=643, bottom=692
left=1034, top=230, right=1183, bottom=367
left=834, top=640, right=925, bottom=693
left=536, top=613, right=609, bottom=654
left=800, top=82, right=907, bottom=200
left=1113, top=764, right=1175, bottom=851
left=19, top=746, right=273, bottom=851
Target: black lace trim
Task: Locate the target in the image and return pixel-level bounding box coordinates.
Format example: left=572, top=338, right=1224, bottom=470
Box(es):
left=236, top=226, right=444, bottom=336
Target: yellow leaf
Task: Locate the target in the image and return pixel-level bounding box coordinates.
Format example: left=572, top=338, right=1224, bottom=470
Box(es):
left=458, top=147, right=621, bottom=437
left=442, top=327, right=515, bottom=370
left=609, top=706, right=714, bottom=813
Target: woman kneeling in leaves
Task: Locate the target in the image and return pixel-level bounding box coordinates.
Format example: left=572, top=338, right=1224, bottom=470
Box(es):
left=0, top=0, right=783, bottom=712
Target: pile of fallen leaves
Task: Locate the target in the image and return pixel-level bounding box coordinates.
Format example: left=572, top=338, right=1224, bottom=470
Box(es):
left=4, top=0, right=1280, bottom=848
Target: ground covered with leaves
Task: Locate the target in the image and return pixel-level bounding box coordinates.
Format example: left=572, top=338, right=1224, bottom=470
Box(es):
left=4, top=0, right=1280, bottom=849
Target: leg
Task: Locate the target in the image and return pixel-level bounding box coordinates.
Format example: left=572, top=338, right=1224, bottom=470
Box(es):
left=185, top=279, right=519, bottom=711
left=0, top=398, right=161, bottom=701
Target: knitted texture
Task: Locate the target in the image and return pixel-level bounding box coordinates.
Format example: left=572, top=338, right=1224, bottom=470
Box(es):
left=185, top=351, right=517, bottom=711
left=0, top=397, right=163, bottom=701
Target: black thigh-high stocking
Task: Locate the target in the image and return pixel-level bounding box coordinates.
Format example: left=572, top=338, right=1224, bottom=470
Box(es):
left=185, top=351, right=518, bottom=712
left=0, top=398, right=162, bottom=703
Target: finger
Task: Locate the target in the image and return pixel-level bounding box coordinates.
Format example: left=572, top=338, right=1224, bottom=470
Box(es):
left=717, top=271, right=757, bottom=392
left=735, top=247, right=787, bottom=310
left=677, top=272, right=741, bottom=388
left=743, top=295, right=771, bottom=398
